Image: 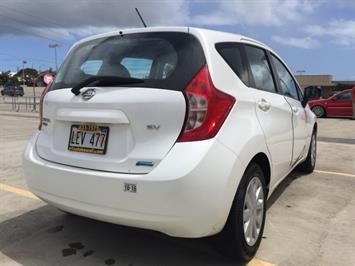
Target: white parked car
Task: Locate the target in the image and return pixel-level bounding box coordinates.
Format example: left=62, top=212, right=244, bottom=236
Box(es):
left=23, top=27, right=317, bottom=261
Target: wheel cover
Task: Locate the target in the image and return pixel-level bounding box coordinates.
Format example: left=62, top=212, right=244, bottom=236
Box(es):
left=243, top=176, right=264, bottom=246
left=311, top=134, right=316, bottom=166
left=313, top=106, right=323, bottom=117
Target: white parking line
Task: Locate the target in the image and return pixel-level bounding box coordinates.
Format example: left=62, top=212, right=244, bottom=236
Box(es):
left=315, top=170, right=355, bottom=178
left=248, top=258, right=277, bottom=266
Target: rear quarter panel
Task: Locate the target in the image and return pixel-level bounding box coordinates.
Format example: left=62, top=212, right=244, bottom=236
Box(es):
left=190, top=28, right=274, bottom=191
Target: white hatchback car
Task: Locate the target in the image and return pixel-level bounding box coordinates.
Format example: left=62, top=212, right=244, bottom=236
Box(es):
left=23, top=27, right=317, bottom=261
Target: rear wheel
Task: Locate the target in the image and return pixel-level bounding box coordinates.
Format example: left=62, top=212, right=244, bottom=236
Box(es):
left=297, top=130, right=317, bottom=173
left=215, top=163, right=266, bottom=262
left=311, top=106, right=325, bottom=118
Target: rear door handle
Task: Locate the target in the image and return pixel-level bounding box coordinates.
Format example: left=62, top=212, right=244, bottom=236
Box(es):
left=291, top=106, right=299, bottom=113
left=257, top=99, right=271, bottom=112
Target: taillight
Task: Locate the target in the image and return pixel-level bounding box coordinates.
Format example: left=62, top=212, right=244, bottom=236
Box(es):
left=38, top=86, right=49, bottom=130
left=177, top=65, right=235, bottom=142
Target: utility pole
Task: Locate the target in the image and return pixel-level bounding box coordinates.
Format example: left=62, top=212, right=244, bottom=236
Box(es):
left=22, top=60, right=27, bottom=86
left=48, top=44, right=61, bottom=71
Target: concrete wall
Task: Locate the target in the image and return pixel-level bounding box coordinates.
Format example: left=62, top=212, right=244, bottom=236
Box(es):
left=22, top=86, right=45, bottom=97
left=0, top=85, right=45, bottom=97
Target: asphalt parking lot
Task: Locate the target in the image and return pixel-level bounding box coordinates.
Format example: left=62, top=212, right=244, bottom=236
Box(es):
left=0, top=113, right=354, bottom=266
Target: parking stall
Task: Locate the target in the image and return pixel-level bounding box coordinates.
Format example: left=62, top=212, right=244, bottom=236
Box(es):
left=0, top=112, right=354, bottom=265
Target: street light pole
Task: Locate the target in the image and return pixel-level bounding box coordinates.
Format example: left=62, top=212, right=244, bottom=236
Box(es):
left=22, top=60, right=27, bottom=86
left=48, top=44, right=61, bottom=71
left=296, top=70, right=306, bottom=76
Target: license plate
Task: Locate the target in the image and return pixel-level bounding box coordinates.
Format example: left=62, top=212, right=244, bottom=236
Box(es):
left=68, top=124, right=109, bottom=155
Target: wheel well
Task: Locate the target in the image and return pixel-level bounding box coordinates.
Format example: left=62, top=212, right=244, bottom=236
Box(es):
left=312, top=105, right=323, bottom=109
left=249, top=153, right=271, bottom=190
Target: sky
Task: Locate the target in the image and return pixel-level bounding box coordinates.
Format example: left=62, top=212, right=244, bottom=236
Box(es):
left=0, top=0, right=354, bottom=80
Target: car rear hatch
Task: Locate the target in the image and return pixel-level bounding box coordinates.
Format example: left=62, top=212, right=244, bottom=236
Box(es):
left=35, top=31, right=206, bottom=174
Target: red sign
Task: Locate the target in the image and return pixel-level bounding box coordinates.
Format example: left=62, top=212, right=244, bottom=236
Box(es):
left=43, top=73, right=54, bottom=85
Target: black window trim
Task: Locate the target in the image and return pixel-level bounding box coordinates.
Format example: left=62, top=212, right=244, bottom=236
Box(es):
left=215, top=42, right=251, bottom=87
left=268, top=51, right=303, bottom=102
left=216, top=41, right=305, bottom=103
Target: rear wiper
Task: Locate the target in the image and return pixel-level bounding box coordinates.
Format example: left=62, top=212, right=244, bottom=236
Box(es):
left=71, top=76, right=144, bottom=95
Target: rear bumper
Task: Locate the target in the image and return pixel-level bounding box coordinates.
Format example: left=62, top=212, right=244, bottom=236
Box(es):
left=23, top=132, right=245, bottom=238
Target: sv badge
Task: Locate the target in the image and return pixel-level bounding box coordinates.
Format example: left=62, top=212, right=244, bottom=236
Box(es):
left=147, top=124, right=160, bottom=130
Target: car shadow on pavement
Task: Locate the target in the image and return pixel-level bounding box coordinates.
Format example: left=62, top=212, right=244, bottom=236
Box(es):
left=267, top=171, right=304, bottom=210
left=0, top=205, right=244, bottom=266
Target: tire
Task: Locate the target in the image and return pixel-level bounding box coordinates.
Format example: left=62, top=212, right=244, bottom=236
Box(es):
left=214, top=163, right=267, bottom=262
left=311, top=106, right=325, bottom=118
left=297, top=130, right=317, bottom=173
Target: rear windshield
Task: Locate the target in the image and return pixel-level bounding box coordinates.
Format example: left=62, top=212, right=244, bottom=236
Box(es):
left=51, top=32, right=205, bottom=91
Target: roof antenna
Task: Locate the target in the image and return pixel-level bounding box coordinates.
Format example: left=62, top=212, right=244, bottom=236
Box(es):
left=135, top=8, right=147, bottom=28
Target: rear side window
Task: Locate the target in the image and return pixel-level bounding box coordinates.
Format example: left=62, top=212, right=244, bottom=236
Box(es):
left=244, top=45, right=276, bottom=93
left=215, top=43, right=249, bottom=86
left=51, top=32, right=205, bottom=91
left=271, top=54, right=300, bottom=100
left=336, top=92, right=352, bottom=100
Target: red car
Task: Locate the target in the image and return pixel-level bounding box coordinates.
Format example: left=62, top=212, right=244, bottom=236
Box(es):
left=308, top=88, right=355, bottom=118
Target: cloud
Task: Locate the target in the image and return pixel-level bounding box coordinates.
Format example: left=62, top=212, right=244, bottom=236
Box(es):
left=333, top=0, right=355, bottom=9
left=0, top=0, right=189, bottom=40
left=272, top=36, right=320, bottom=49
left=0, top=0, right=351, bottom=51
left=0, top=0, right=323, bottom=42
left=305, top=20, right=355, bottom=47
left=190, top=0, right=319, bottom=27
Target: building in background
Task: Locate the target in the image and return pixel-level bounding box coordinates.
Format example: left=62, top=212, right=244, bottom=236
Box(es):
left=294, top=74, right=333, bottom=98
left=295, top=74, right=355, bottom=99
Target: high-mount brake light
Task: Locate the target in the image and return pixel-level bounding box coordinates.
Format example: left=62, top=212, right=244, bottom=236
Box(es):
left=177, top=65, right=235, bottom=142
left=38, top=86, right=49, bottom=130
